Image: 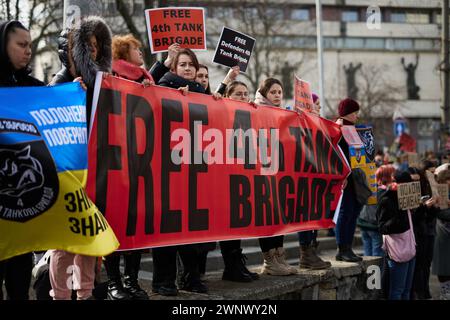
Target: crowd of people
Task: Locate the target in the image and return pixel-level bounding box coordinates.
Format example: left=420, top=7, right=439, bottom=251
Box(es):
left=1, top=16, right=449, bottom=301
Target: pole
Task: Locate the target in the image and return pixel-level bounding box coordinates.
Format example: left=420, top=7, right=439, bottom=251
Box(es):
left=315, top=0, right=325, bottom=117
left=441, top=0, right=449, bottom=154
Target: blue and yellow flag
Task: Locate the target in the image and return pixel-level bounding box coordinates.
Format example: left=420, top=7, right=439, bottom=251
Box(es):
left=0, top=83, right=119, bottom=261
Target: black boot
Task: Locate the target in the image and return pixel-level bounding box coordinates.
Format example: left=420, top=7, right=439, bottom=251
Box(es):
left=104, top=254, right=131, bottom=300
left=336, top=244, right=362, bottom=262
left=240, top=251, right=260, bottom=281
left=123, top=253, right=149, bottom=300
left=222, top=249, right=253, bottom=282
left=180, top=271, right=208, bottom=293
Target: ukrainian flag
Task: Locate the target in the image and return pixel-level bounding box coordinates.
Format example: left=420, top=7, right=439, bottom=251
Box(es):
left=0, top=82, right=119, bottom=261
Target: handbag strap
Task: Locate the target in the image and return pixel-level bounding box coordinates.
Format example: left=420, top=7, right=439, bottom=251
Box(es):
left=406, top=209, right=416, bottom=246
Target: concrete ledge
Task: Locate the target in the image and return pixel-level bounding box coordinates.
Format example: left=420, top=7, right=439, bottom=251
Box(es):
left=148, top=256, right=383, bottom=300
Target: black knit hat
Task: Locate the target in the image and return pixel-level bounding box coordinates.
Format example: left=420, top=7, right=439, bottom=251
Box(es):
left=338, top=98, right=360, bottom=117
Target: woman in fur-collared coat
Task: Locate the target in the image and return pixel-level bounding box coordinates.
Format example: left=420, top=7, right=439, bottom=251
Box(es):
left=50, top=15, right=112, bottom=127
left=48, top=16, right=112, bottom=300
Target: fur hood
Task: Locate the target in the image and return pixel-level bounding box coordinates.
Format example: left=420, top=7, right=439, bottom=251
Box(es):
left=254, top=90, right=277, bottom=107
left=61, top=16, right=112, bottom=88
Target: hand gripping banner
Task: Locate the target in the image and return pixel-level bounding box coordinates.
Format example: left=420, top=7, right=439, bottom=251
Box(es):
left=87, top=74, right=350, bottom=250
left=0, top=83, right=119, bottom=261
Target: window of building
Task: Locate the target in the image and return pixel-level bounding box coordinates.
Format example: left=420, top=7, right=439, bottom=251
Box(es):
left=291, top=9, right=310, bottom=21
left=393, top=39, right=413, bottom=50
left=344, top=38, right=364, bottom=49
left=391, top=12, right=406, bottom=23
left=267, top=8, right=284, bottom=19
left=365, top=38, right=385, bottom=49
left=406, top=13, right=430, bottom=24
left=342, top=10, right=359, bottom=22
left=414, top=39, right=433, bottom=50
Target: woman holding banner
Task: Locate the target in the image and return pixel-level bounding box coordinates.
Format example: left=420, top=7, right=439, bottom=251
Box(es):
left=95, top=34, right=153, bottom=301
left=152, top=48, right=208, bottom=296
left=0, top=20, right=45, bottom=300
left=253, top=78, right=298, bottom=276
left=48, top=16, right=112, bottom=300
left=297, top=93, right=332, bottom=270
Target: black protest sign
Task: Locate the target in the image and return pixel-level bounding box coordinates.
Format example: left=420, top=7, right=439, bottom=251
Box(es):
left=213, top=27, right=255, bottom=73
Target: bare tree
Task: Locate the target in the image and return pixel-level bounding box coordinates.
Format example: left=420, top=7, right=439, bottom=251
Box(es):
left=228, top=0, right=314, bottom=93
left=357, top=64, right=404, bottom=124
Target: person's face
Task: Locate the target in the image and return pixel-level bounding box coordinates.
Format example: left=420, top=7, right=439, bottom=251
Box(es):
left=128, top=44, right=144, bottom=66
left=196, top=67, right=209, bottom=90
left=176, top=54, right=196, bottom=81
left=266, top=83, right=283, bottom=107
left=427, top=167, right=436, bottom=174
left=89, top=35, right=99, bottom=61
left=228, top=85, right=249, bottom=102
left=312, top=98, right=321, bottom=115
left=6, top=28, right=32, bottom=70
left=344, top=111, right=359, bottom=124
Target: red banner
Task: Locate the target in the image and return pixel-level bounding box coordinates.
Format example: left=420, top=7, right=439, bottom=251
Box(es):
left=87, top=75, right=350, bottom=250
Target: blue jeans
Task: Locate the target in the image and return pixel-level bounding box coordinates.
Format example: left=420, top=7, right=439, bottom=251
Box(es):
left=387, top=257, right=416, bottom=300
left=335, top=189, right=363, bottom=245
left=361, top=229, right=384, bottom=257
left=298, top=230, right=318, bottom=246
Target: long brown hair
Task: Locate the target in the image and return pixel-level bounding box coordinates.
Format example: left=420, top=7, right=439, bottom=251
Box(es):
left=258, top=78, right=283, bottom=98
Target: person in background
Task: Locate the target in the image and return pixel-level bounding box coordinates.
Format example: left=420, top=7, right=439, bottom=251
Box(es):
left=334, top=98, right=364, bottom=262
left=410, top=163, right=439, bottom=300
left=0, top=20, right=45, bottom=300
left=377, top=170, right=418, bottom=300
left=215, top=66, right=240, bottom=96
left=432, top=169, right=450, bottom=300
left=254, top=78, right=298, bottom=276
left=357, top=164, right=392, bottom=258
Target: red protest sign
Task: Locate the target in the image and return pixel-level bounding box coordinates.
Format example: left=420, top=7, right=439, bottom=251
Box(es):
left=294, top=76, right=314, bottom=112
left=87, top=75, right=350, bottom=250
left=144, top=7, right=206, bottom=53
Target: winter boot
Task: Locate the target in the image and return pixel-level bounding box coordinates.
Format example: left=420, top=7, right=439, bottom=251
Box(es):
left=222, top=249, right=253, bottom=282
left=238, top=251, right=260, bottom=280
left=104, top=254, right=131, bottom=300
left=299, top=244, right=331, bottom=270
left=123, top=253, right=149, bottom=300
left=260, top=248, right=291, bottom=276
left=336, top=244, right=362, bottom=262
left=275, top=247, right=298, bottom=274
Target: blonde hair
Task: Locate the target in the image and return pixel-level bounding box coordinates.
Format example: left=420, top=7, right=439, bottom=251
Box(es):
left=112, top=34, right=142, bottom=61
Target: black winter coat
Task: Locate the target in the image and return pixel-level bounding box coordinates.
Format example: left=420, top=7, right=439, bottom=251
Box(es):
left=157, top=71, right=205, bottom=94
left=376, top=188, right=411, bottom=235
left=0, top=21, right=44, bottom=87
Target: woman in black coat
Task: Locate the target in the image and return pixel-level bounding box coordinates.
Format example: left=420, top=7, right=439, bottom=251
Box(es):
left=151, top=48, right=207, bottom=297
left=0, top=20, right=44, bottom=300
